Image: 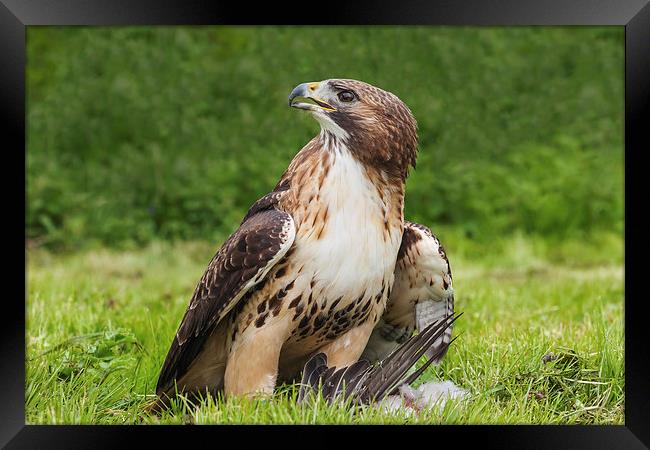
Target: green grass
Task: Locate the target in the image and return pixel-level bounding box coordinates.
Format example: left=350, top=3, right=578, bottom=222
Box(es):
left=26, top=234, right=624, bottom=424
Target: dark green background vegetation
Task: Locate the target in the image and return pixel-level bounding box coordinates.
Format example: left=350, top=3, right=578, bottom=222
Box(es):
left=26, top=27, right=624, bottom=250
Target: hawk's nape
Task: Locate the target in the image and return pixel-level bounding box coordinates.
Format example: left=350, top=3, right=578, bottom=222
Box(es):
left=298, top=313, right=462, bottom=406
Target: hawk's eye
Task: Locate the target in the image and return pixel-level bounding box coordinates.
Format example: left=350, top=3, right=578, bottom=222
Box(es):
left=337, top=90, right=356, bottom=102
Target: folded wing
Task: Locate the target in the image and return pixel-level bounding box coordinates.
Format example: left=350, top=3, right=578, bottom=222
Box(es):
left=155, top=204, right=295, bottom=397
left=362, top=221, right=454, bottom=364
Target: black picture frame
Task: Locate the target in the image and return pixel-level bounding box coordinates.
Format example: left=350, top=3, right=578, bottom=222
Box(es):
left=6, top=0, right=649, bottom=448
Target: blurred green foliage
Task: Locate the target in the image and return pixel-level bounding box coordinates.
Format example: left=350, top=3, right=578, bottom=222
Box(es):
left=26, top=27, right=623, bottom=249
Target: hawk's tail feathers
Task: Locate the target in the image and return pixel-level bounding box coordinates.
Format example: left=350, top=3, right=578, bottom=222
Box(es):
left=298, top=312, right=462, bottom=405
left=397, top=334, right=459, bottom=391
left=297, top=355, right=372, bottom=404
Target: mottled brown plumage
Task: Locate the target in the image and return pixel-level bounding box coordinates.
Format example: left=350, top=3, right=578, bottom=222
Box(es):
left=362, top=221, right=455, bottom=365
left=149, top=79, right=454, bottom=411
left=155, top=207, right=295, bottom=398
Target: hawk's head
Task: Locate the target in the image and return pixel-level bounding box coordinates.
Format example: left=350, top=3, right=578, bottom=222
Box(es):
left=289, top=79, right=418, bottom=180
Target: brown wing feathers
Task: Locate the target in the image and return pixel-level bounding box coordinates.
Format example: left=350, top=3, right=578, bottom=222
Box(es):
left=156, top=208, right=294, bottom=396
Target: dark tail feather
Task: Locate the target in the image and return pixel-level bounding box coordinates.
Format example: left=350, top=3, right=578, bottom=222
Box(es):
left=298, top=312, right=462, bottom=405
left=297, top=353, right=329, bottom=403
left=297, top=355, right=372, bottom=404
left=392, top=334, right=460, bottom=395
left=361, top=313, right=462, bottom=403
left=338, top=360, right=372, bottom=400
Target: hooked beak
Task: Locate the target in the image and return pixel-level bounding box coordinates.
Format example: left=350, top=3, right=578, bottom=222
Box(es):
left=288, top=82, right=336, bottom=112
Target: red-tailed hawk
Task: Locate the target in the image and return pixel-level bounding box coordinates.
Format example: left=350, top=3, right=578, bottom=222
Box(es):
left=149, top=79, right=455, bottom=410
